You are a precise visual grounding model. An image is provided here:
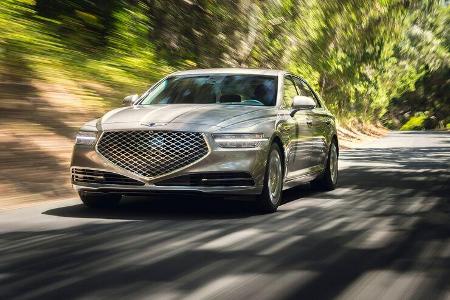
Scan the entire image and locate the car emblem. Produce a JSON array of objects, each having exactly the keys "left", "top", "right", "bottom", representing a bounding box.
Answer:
[{"left": 141, "top": 122, "right": 167, "bottom": 127}]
